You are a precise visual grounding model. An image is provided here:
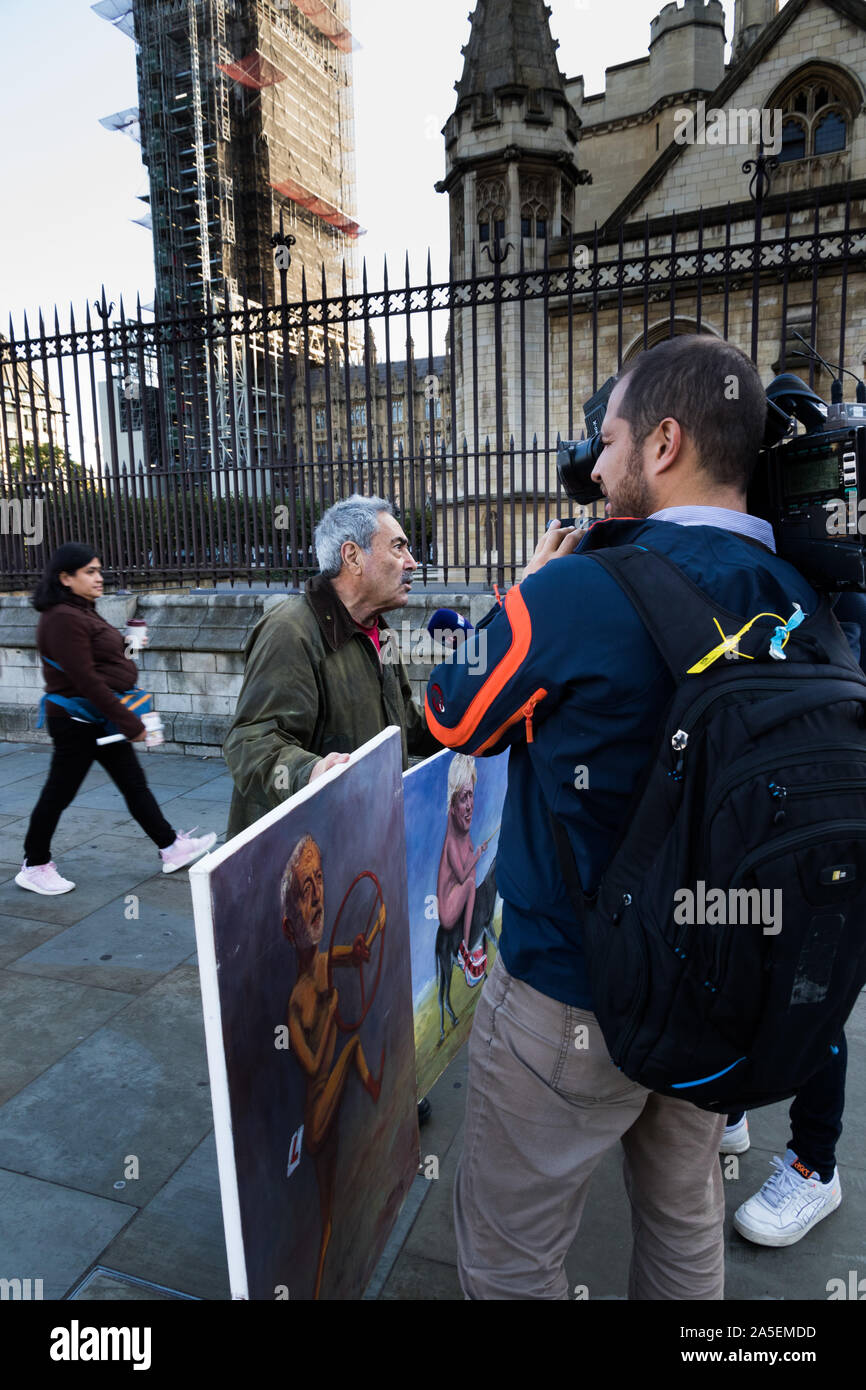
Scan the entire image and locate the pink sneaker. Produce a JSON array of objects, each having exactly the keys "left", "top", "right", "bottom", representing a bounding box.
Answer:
[
  {"left": 160, "top": 828, "right": 217, "bottom": 874},
  {"left": 15, "top": 860, "right": 76, "bottom": 895}
]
